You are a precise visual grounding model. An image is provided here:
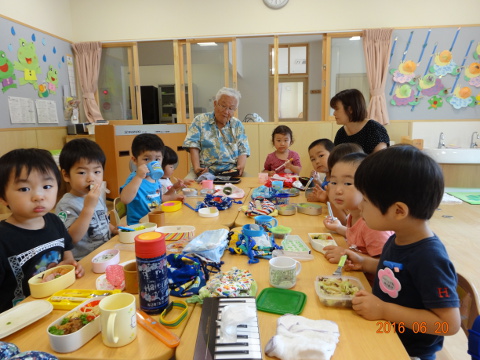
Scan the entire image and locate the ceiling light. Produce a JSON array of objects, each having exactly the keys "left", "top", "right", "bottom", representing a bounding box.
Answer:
[
  {"left": 197, "top": 42, "right": 217, "bottom": 46},
  {"left": 349, "top": 36, "right": 361, "bottom": 41}
]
